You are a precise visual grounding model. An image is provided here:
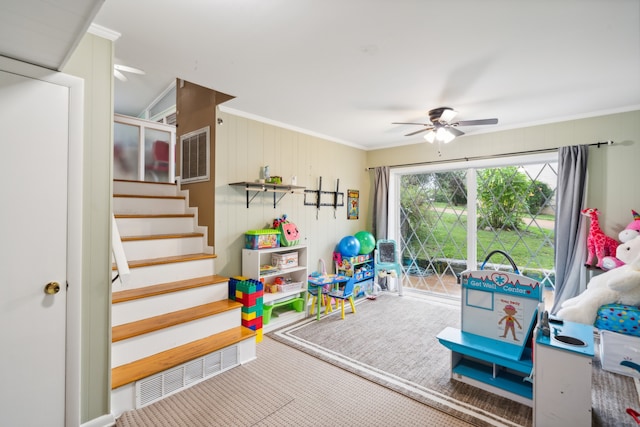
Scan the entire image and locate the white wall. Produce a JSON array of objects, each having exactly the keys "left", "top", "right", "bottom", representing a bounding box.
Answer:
[
  {"left": 62, "top": 32, "right": 114, "bottom": 423},
  {"left": 215, "top": 111, "right": 370, "bottom": 278}
]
